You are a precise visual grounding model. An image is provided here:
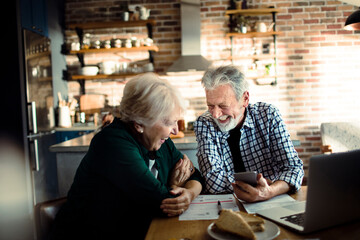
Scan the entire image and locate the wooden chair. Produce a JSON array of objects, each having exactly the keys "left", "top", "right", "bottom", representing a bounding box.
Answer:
[
  {"left": 34, "top": 197, "right": 67, "bottom": 240},
  {"left": 320, "top": 144, "right": 333, "bottom": 154}
]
